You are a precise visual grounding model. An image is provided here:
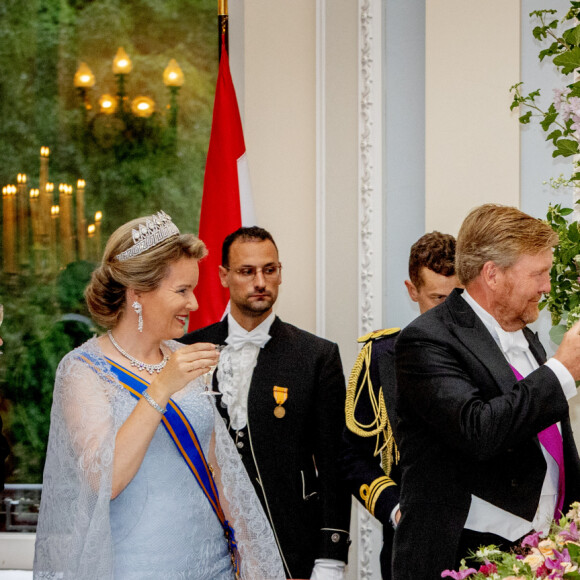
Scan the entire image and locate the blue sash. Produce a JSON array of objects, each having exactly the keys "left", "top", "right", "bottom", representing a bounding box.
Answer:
[{"left": 80, "top": 353, "right": 240, "bottom": 575}]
